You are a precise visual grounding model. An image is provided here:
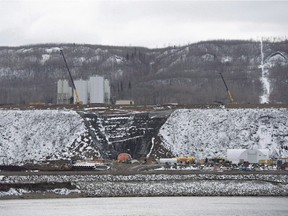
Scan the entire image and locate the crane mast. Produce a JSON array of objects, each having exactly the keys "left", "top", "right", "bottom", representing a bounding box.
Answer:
[
  {"left": 219, "top": 73, "right": 236, "bottom": 104},
  {"left": 60, "top": 50, "right": 82, "bottom": 104}
]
